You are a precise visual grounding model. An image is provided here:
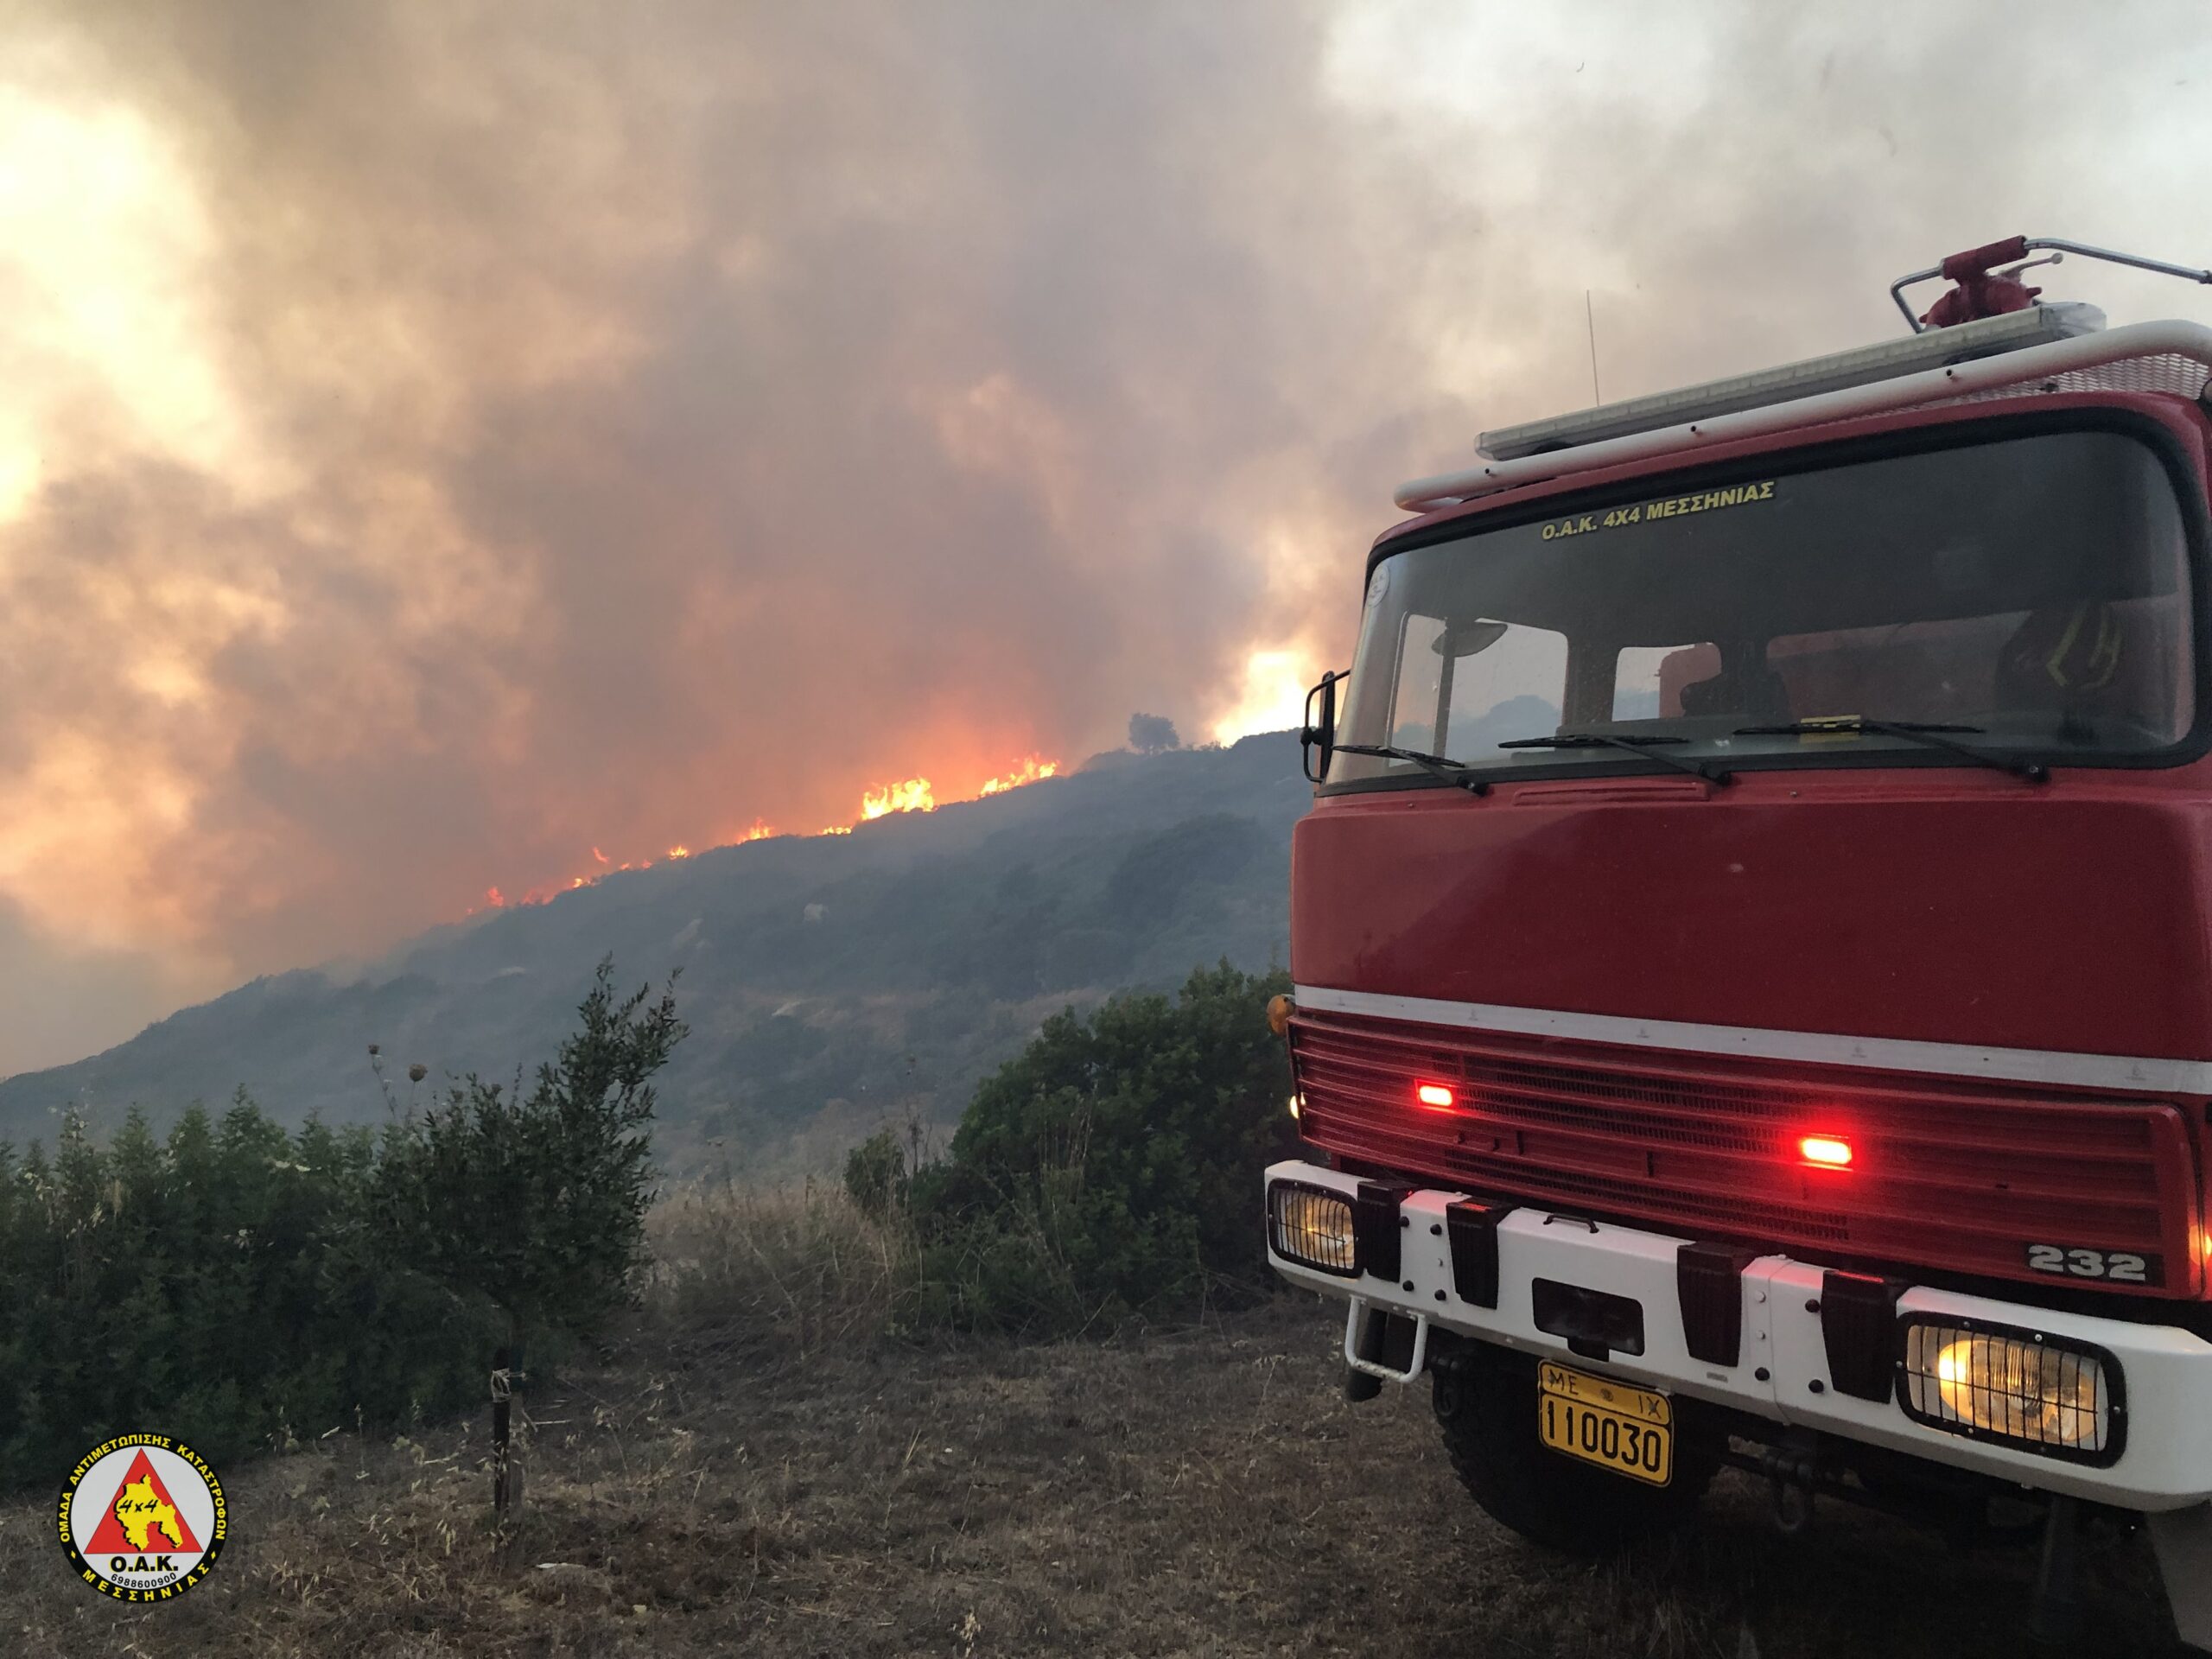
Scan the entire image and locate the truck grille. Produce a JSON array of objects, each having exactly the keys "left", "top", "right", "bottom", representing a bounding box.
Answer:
[{"left": 1290, "top": 1007, "right": 2202, "bottom": 1299}]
